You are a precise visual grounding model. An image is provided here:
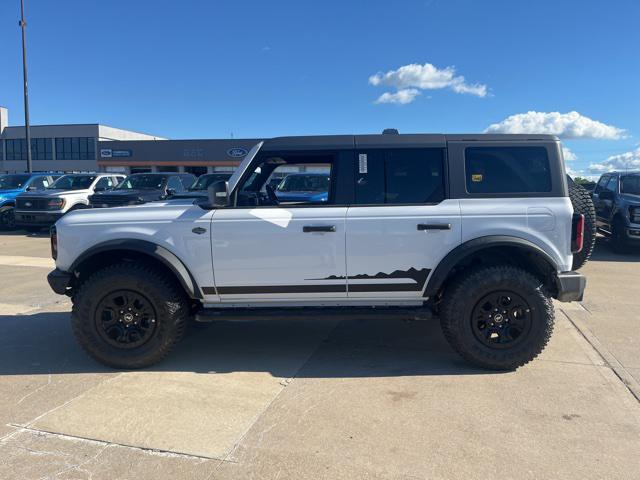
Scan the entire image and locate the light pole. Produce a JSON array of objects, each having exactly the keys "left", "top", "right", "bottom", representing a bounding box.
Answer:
[{"left": 19, "top": 0, "right": 32, "bottom": 173}]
